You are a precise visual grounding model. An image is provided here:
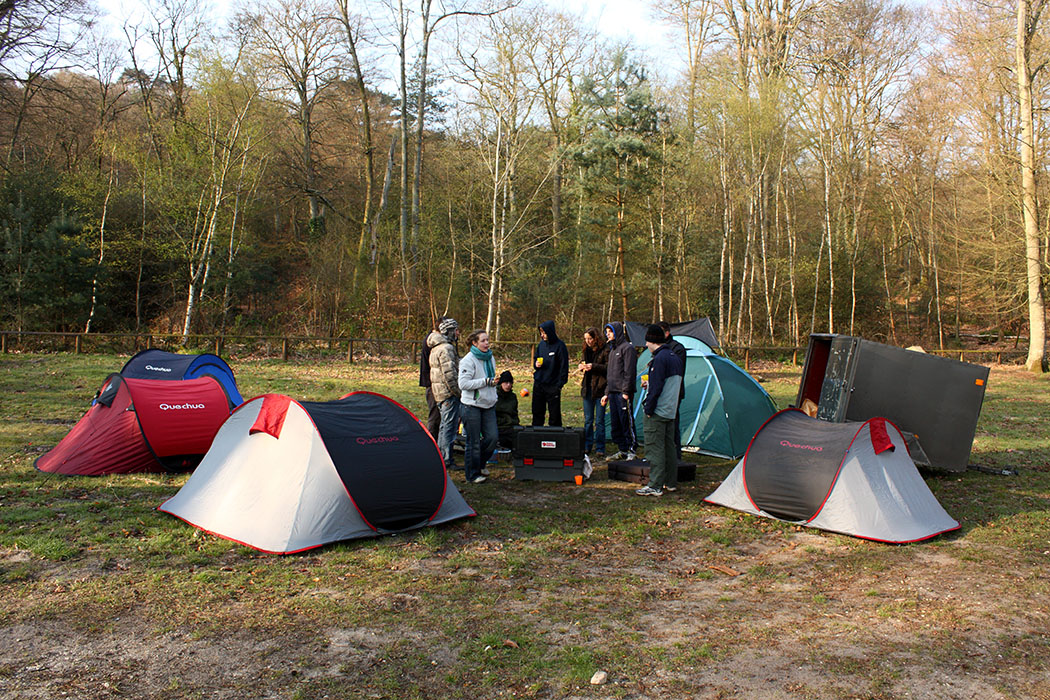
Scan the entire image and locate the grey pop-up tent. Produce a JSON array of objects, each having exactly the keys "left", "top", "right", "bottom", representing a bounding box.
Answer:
[
  {"left": 705, "top": 409, "right": 960, "bottom": 543},
  {"left": 160, "top": 391, "right": 475, "bottom": 553}
]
